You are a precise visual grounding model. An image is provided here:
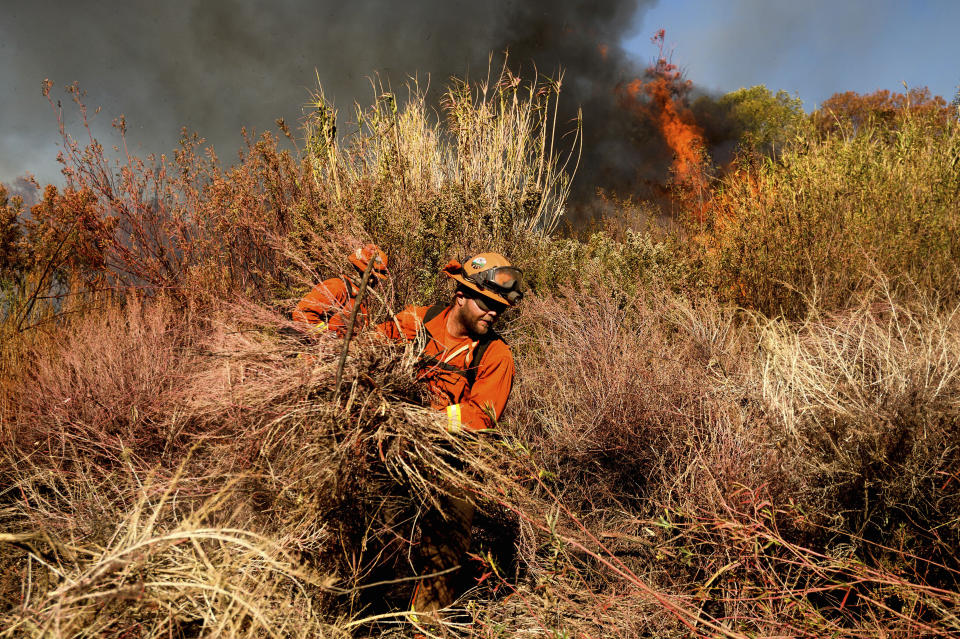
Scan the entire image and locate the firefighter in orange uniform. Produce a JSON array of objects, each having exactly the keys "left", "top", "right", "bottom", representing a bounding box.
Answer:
[
  {"left": 377, "top": 252, "right": 524, "bottom": 613},
  {"left": 293, "top": 244, "right": 388, "bottom": 335}
]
